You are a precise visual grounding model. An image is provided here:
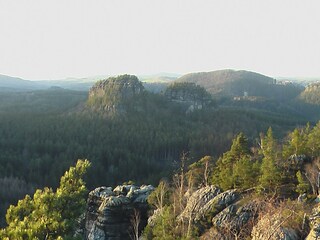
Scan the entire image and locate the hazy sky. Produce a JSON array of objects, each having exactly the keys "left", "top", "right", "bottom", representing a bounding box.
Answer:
[{"left": 1, "top": 0, "right": 320, "bottom": 80}]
